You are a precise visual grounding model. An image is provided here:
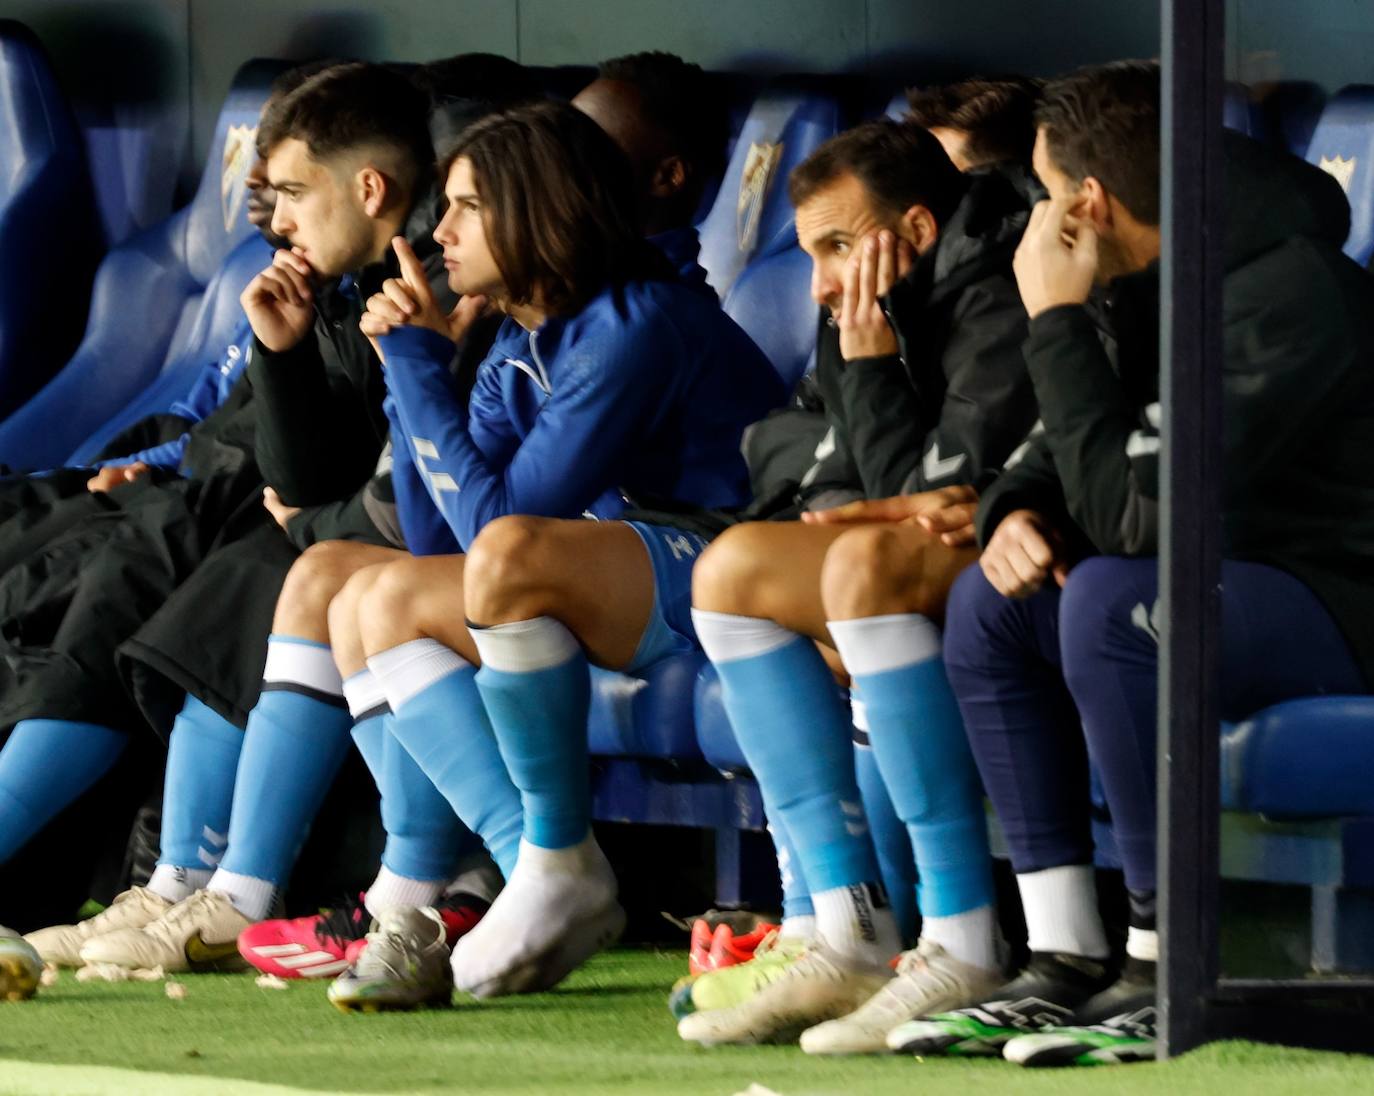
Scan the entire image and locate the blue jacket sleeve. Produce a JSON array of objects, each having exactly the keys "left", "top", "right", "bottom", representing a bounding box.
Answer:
[
  {"left": 378, "top": 322, "right": 671, "bottom": 549},
  {"left": 384, "top": 396, "right": 461, "bottom": 557}
]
